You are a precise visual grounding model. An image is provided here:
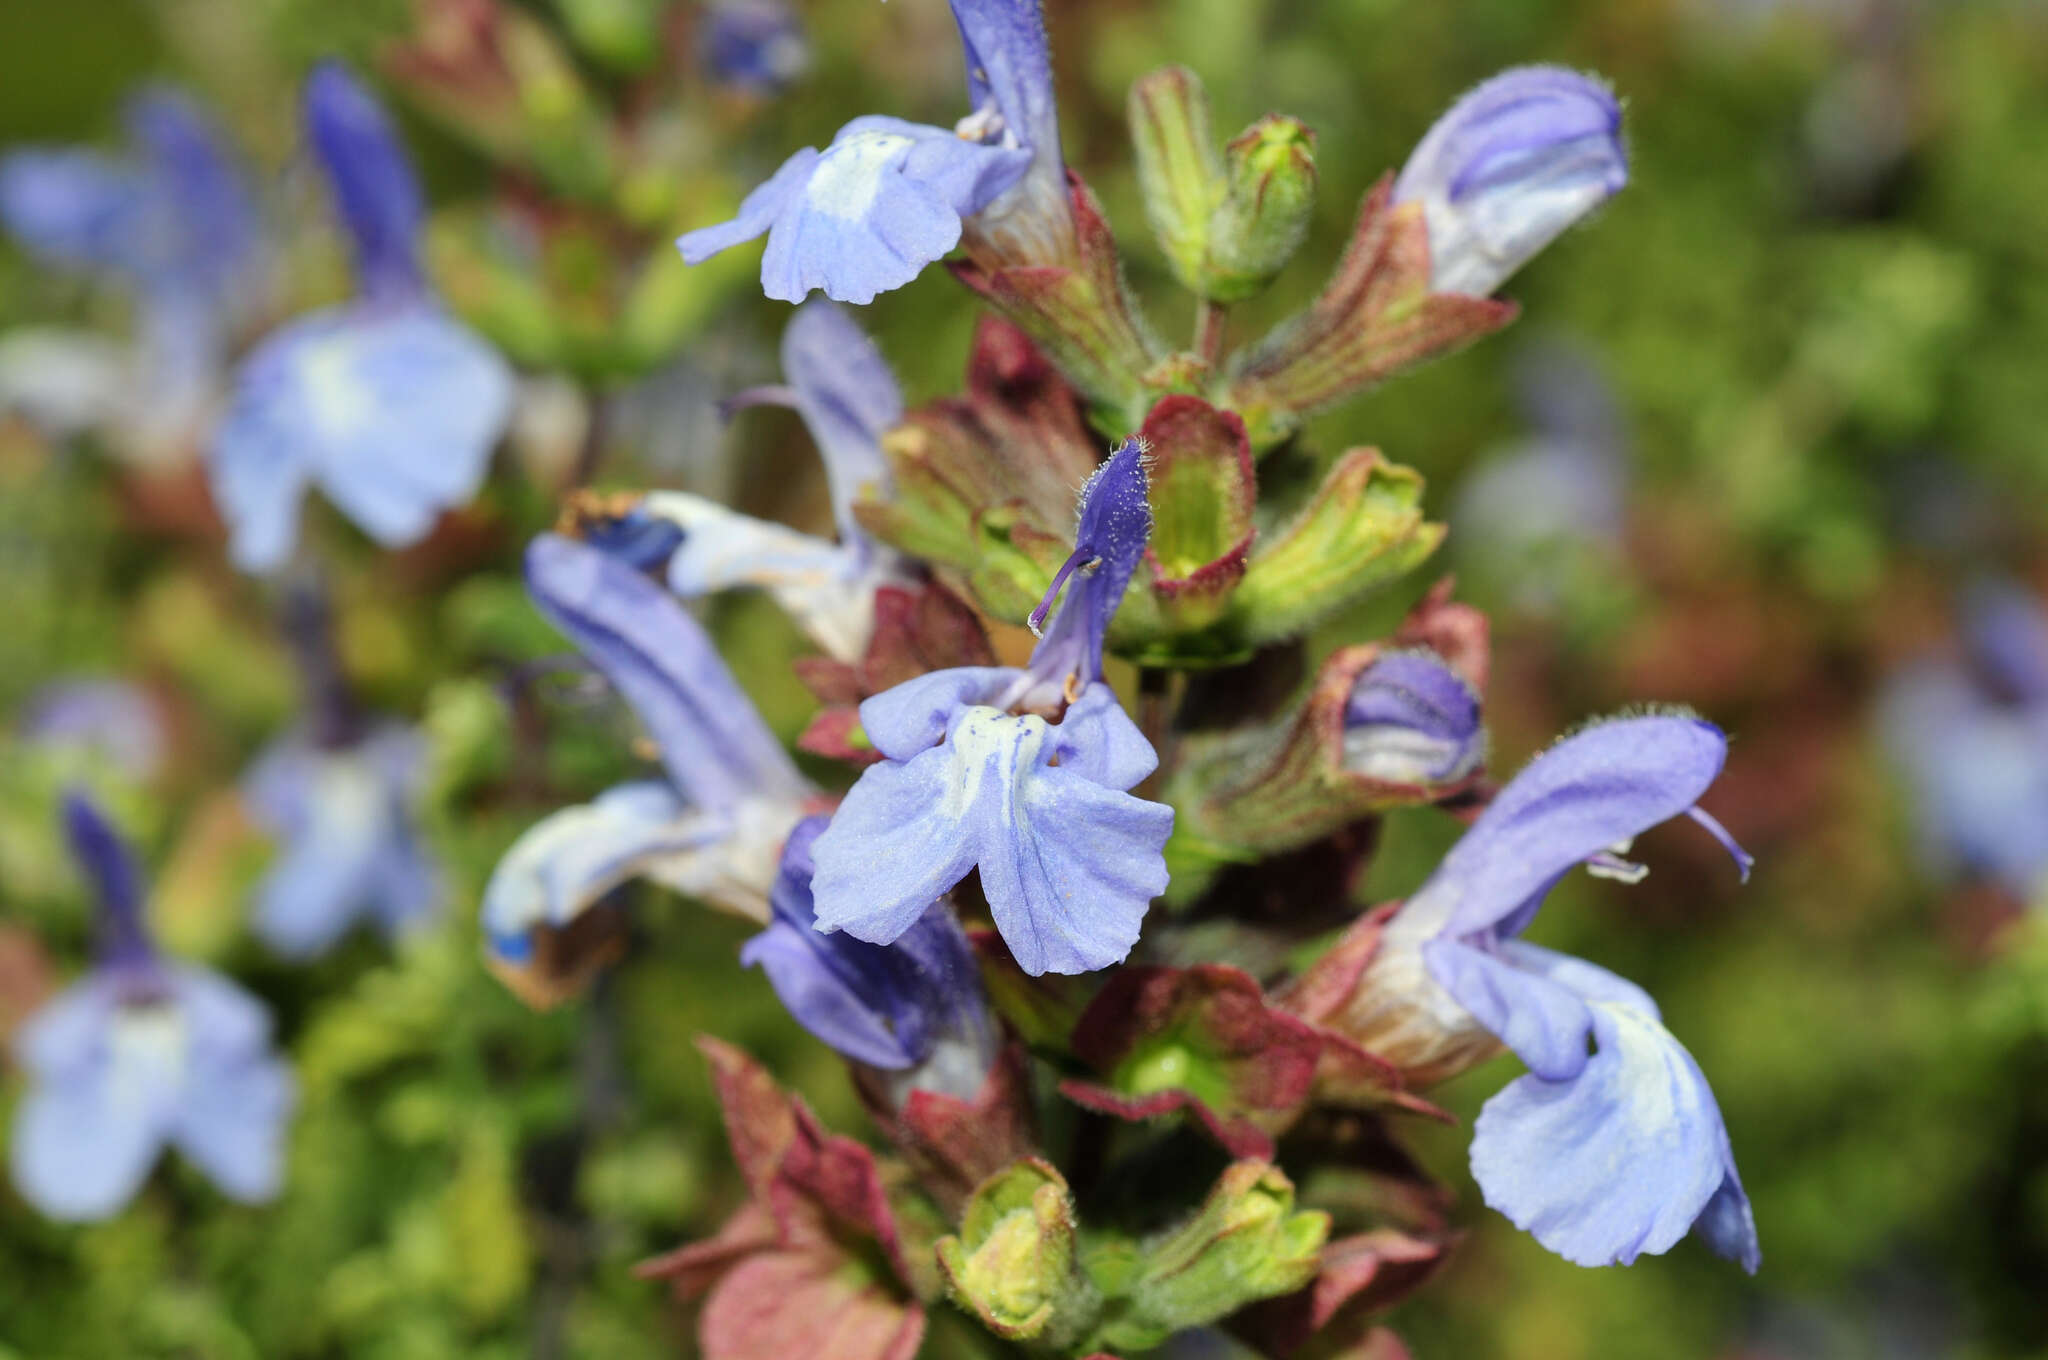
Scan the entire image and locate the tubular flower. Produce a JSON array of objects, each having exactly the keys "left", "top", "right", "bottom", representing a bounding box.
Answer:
[
  {"left": 483, "top": 535, "right": 816, "bottom": 974},
  {"left": 1338, "top": 715, "right": 1760, "bottom": 1271},
  {"left": 809, "top": 436, "right": 1174, "bottom": 976},
  {"left": 676, "top": 0, "right": 1063, "bottom": 303},
  {"left": 9, "top": 794, "right": 294, "bottom": 1221},
  {"left": 208, "top": 63, "right": 511, "bottom": 573}
]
